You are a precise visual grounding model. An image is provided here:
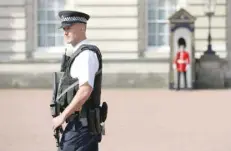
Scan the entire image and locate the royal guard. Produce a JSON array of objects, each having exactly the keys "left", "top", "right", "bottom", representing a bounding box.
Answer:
[{"left": 173, "top": 37, "right": 190, "bottom": 90}]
